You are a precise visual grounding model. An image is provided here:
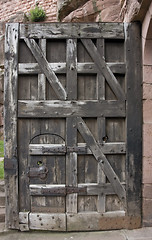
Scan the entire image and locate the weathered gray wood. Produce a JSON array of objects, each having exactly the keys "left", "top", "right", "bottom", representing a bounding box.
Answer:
[
  {"left": 19, "top": 212, "right": 29, "bottom": 231},
  {"left": 29, "top": 142, "right": 126, "bottom": 156},
  {"left": 67, "top": 212, "right": 139, "bottom": 231},
  {"left": 66, "top": 117, "right": 78, "bottom": 213},
  {"left": 29, "top": 183, "right": 125, "bottom": 196},
  {"left": 4, "top": 23, "right": 19, "bottom": 229},
  {"left": 38, "top": 39, "right": 46, "bottom": 100},
  {"left": 66, "top": 39, "right": 77, "bottom": 100},
  {"left": 20, "top": 23, "right": 124, "bottom": 39},
  {"left": 125, "top": 23, "right": 142, "bottom": 217},
  {"left": 29, "top": 213, "right": 66, "bottom": 231},
  {"left": 97, "top": 38, "right": 106, "bottom": 213},
  {"left": 18, "top": 100, "right": 126, "bottom": 118},
  {"left": 81, "top": 39, "right": 125, "bottom": 101},
  {"left": 24, "top": 38, "right": 67, "bottom": 100},
  {"left": 19, "top": 62, "right": 126, "bottom": 75},
  {"left": 77, "top": 117, "right": 126, "bottom": 206}
]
